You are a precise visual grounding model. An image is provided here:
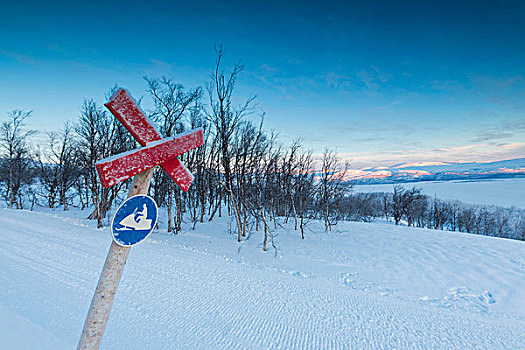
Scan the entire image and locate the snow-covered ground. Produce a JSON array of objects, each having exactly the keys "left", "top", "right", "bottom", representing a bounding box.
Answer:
[
  {"left": 353, "top": 177, "right": 525, "bottom": 208},
  {"left": 1, "top": 207, "right": 524, "bottom": 349}
]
